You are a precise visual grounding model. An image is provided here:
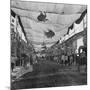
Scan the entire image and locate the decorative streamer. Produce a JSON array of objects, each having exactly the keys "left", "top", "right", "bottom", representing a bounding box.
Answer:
[{"left": 67, "top": 9, "right": 87, "bottom": 35}]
